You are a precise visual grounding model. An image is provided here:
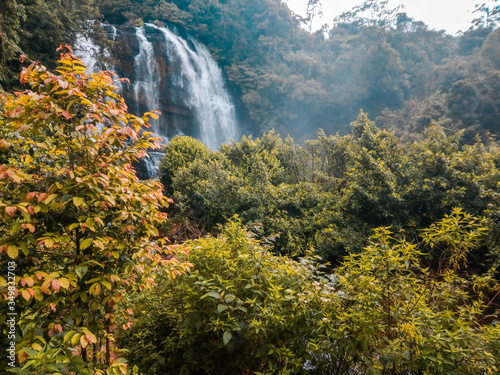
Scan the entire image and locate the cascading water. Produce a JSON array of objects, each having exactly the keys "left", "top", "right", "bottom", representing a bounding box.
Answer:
[
  {"left": 74, "top": 23, "right": 239, "bottom": 178},
  {"left": 132, "top": 27, "right": 163, "bottom": 141},
  {"left": 109, "top": 25, "right": 118, "bottom": 41},
  {"left": 152, "top": 24, "right": 237, "bottom": 150},
  {"left": 74, "top": 34, "right": 100, "bottom": 74}
]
